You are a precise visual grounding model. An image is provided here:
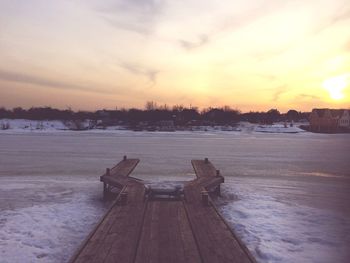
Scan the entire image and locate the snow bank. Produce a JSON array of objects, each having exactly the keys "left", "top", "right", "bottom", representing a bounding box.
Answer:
[
  {"left": 0, "top": 119, "right": 308, "bottom": 134},
  {"left": 254, "top": 124, "right": 305, "bottom": 134},
  {"left": 144, "top": 180, "right": 186, "bottom": 191},
  {"left": 0, "top": 119, "right": 67, "bottom": 131},
  {"left": 0, "top": 119, "right": 103, "bottom": 132}
]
